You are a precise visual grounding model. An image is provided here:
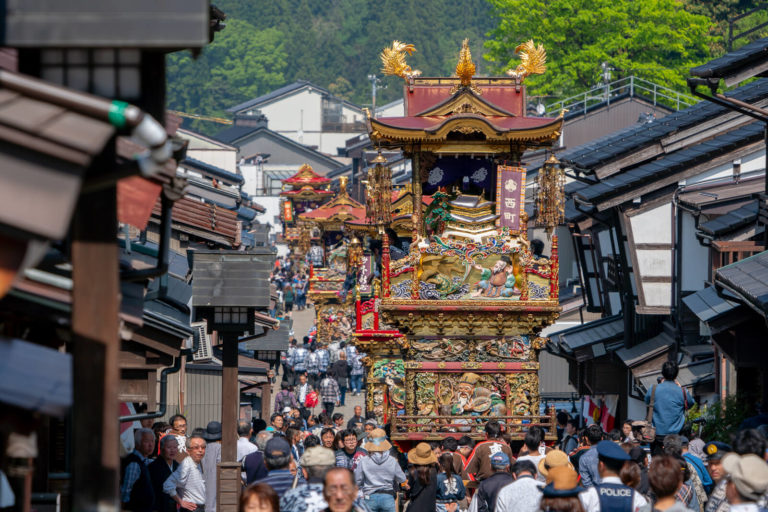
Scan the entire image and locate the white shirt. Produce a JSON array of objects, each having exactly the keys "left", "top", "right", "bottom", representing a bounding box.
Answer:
[
  {"left": 163, "top": 455, "right": 206, "bottom": 505},
  {"left": 730, "top": 504, "right": 760, "bottom": 512},
  {"left": 495, "top": 475, "right": 543, "bottom": 512},
  {"left": 297, "top": 382, "right": 311, "bottom": 404},
  {"left": 516, "top": 454, "right": 546, "bottom": 481},
  {"left": 236, "top": 437, "right": 258, "bottom": 462},
  {"left": 579, "top": 476, "right": 649, "bottom": 512}
]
